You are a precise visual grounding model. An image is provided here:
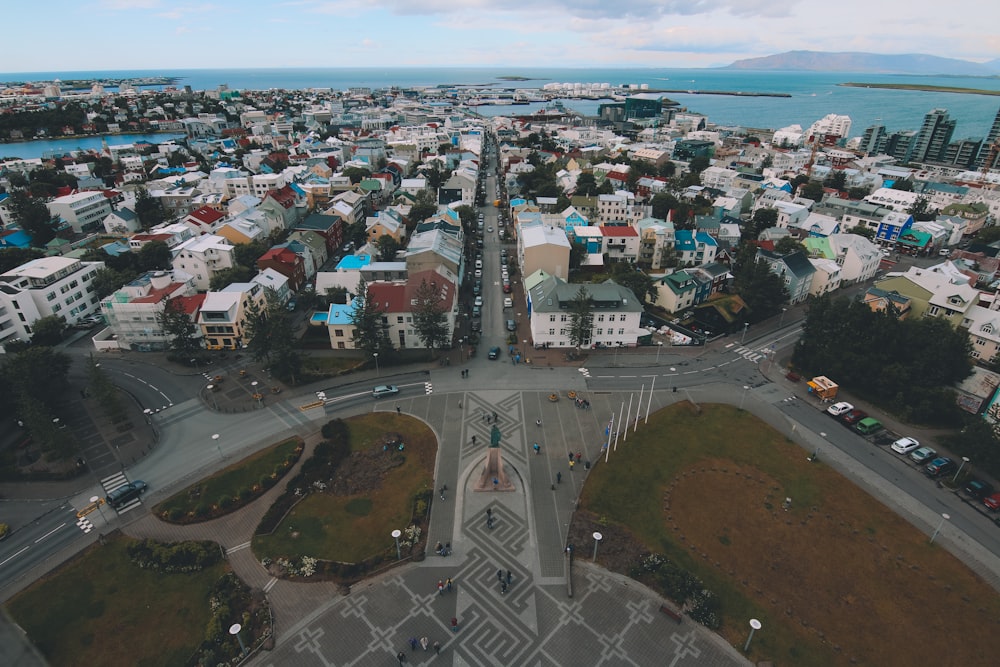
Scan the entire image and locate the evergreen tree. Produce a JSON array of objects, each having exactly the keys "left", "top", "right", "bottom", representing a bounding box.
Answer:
[
  {"left": 567, "top": 286, "right": 594, "bottom": 350},
  {"left": 411, "top": 279, "right": 450, "bottom": 354}
]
